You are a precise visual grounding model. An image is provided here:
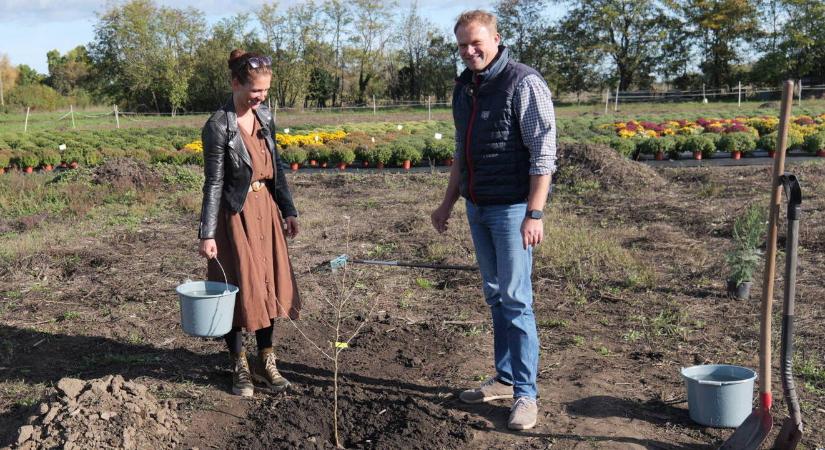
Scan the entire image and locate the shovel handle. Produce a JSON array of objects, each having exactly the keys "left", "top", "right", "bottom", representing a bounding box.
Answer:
[
  {"left": 759, "top": 80, "right": 795, "bottom": 404},
  {"left": 780, "top": 175, "right": 803, "bottom": 427}
]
